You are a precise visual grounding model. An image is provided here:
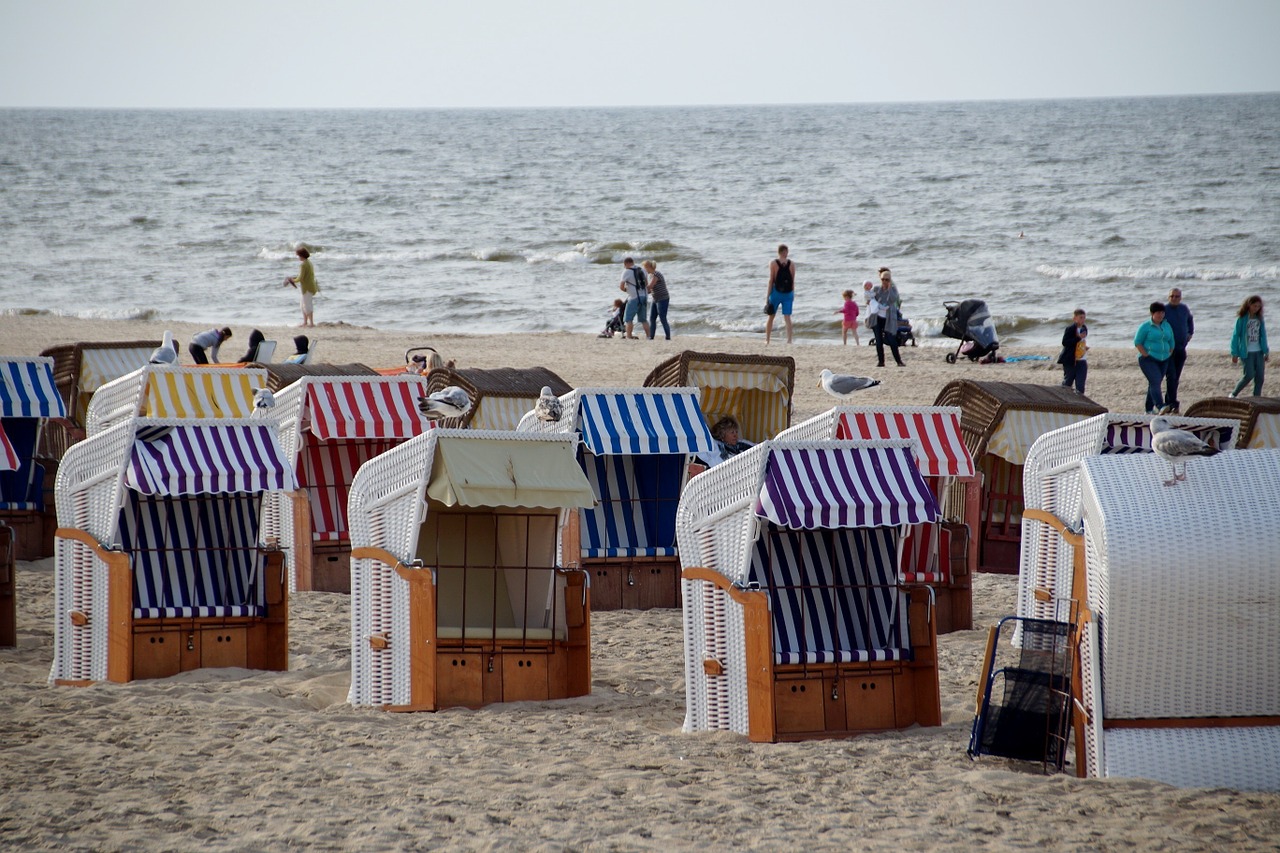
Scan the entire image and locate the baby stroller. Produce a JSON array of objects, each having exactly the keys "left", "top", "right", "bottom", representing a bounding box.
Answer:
[
  {"left": 896, "top": 313, "right": 917, "bottom": 347},
  {"left": 942, "top": 299, "right": 1001, "bottom": 364}
]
